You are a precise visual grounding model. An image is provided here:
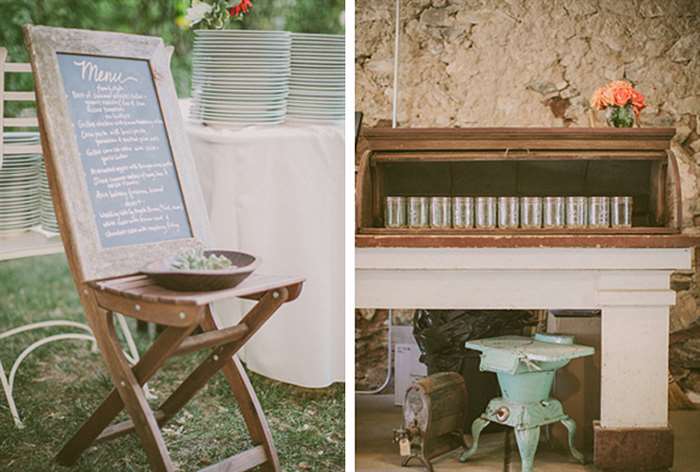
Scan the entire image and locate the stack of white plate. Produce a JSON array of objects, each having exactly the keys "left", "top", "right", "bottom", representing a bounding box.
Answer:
[
  {"left": 0, "top": 132, "right": 42, "bottom": 235},
  {"left": 189, "top": 29, "right": 291, "bottom": 126},
  {"left": 39, "top": 161, "right": 59, "bottom": 234},
  {"left": 288, "top": 33, "right": 345, "bottom": 122}
]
